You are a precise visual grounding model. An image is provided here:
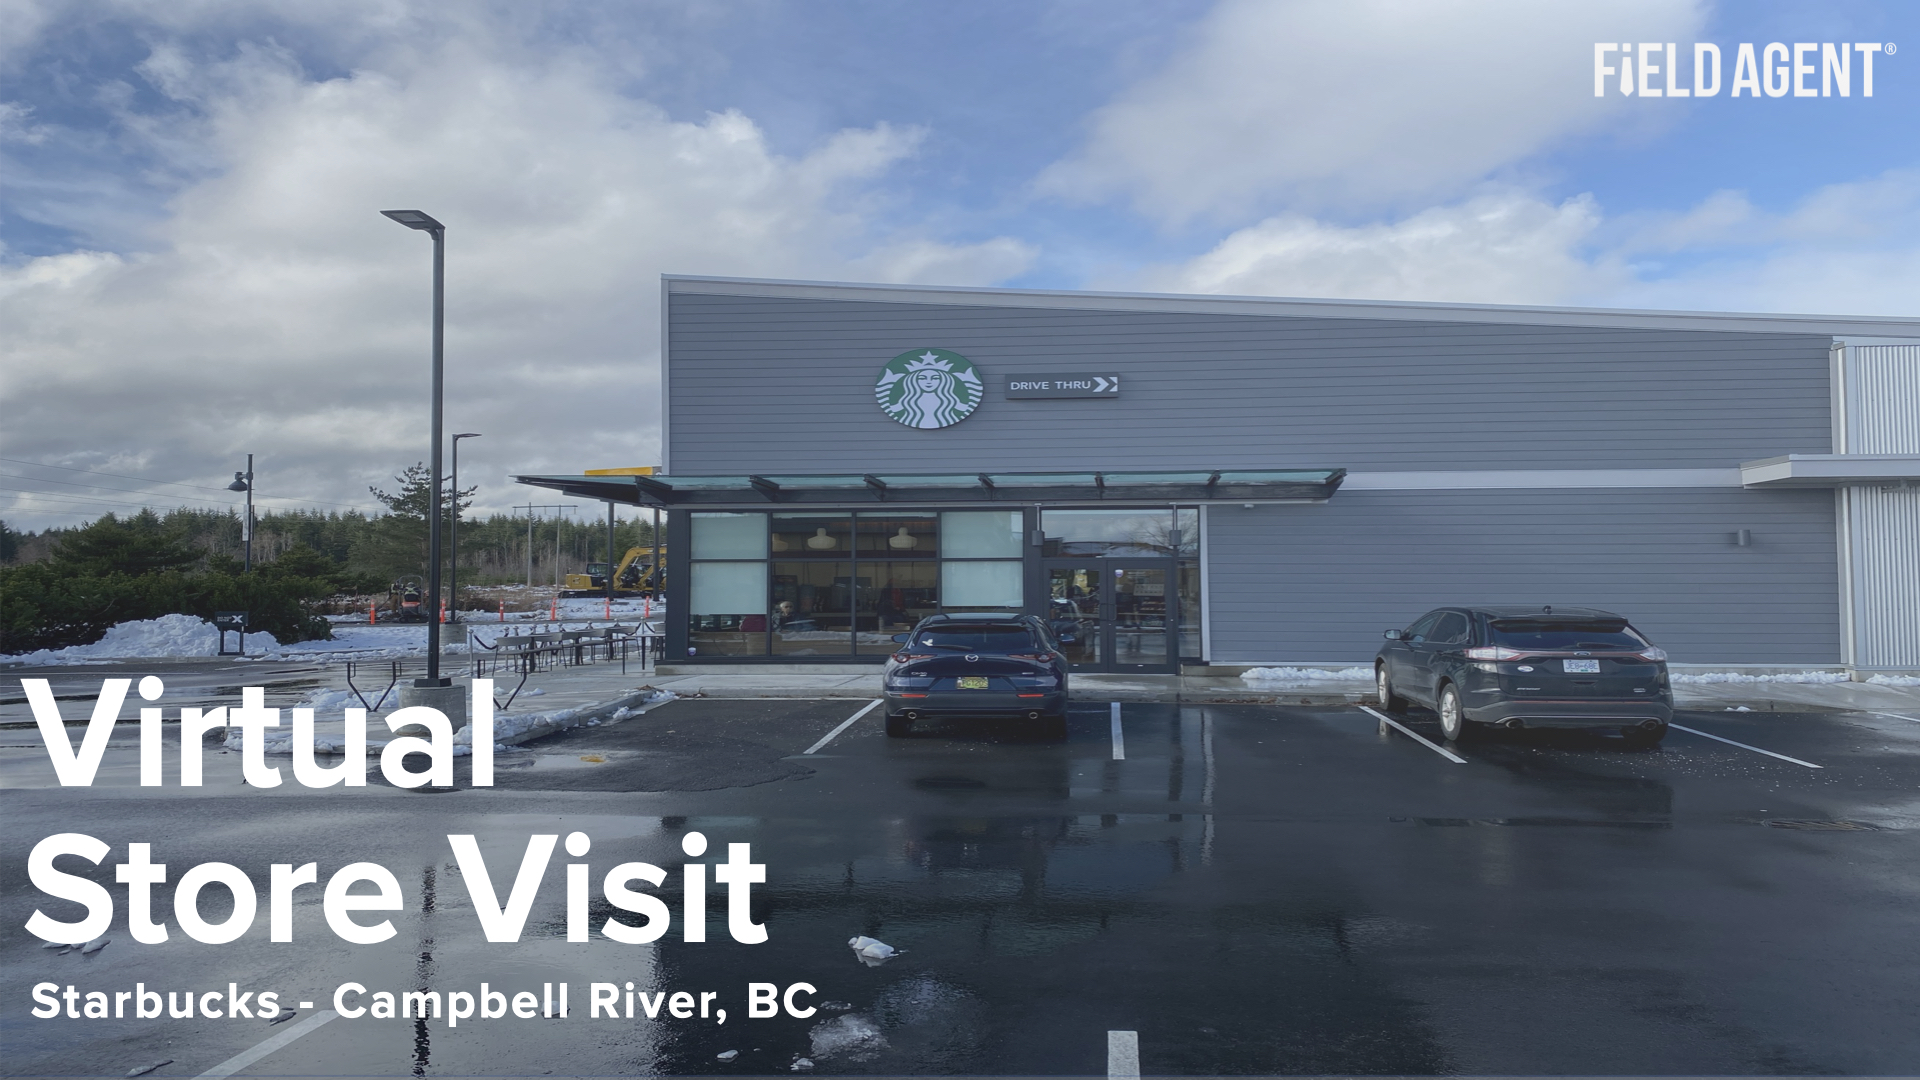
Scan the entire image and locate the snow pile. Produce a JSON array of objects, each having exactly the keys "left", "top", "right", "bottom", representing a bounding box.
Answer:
[
  {"left": 296, "top": 687, "right": 362, "bottom": 711},
  {"left": 1240, "top": 666, "right": 1372, "bottom": 685},
  {"left": 230, "top": 688, "right": 676, "bottom": 755},
  {"left": 1868, "top": 674, "right": 1920, "bottom": 687},
  {"left": 1671, "top": 670, "right": 1851, "bottom": 685},
  {"left": 3, "top": 614, "right": 283, "bottom": 665}
]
